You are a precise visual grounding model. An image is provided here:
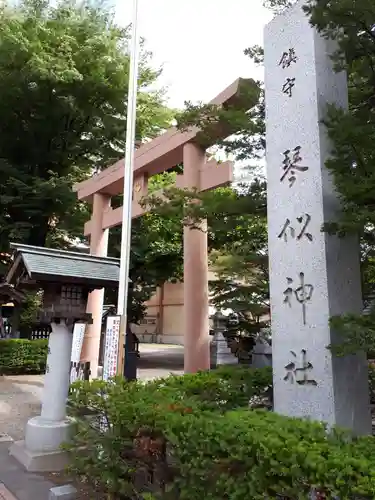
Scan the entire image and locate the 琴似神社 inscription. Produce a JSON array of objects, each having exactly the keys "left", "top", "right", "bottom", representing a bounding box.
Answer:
[
  {"left": 280, "top": 146, "right": 308, "bottom": 187},
  {"left": 278, "top": 214, "right": 313, "bottom": 242},
  {"left": 265, "top": 0, "right": 371, "bottom": 432},
  {"left": 284, "top": 349, "right": 317, "bottom": 386},
  {"left": 283, "top": 273, "right": 313, "bottom": 326}
]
